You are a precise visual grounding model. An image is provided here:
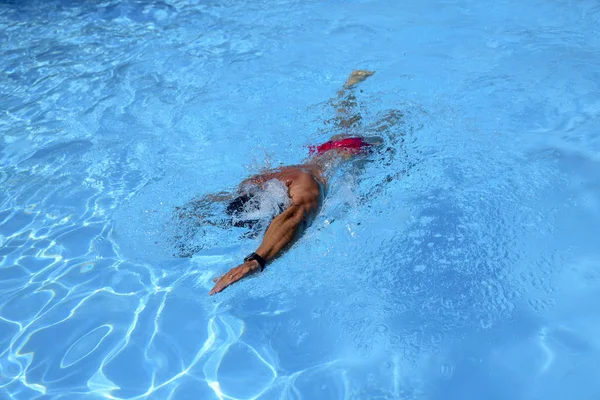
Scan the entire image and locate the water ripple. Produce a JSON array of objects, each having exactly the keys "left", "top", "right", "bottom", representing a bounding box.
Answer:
[{"left": 2, "top": 0, "right": 600, "bottom": 398}]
